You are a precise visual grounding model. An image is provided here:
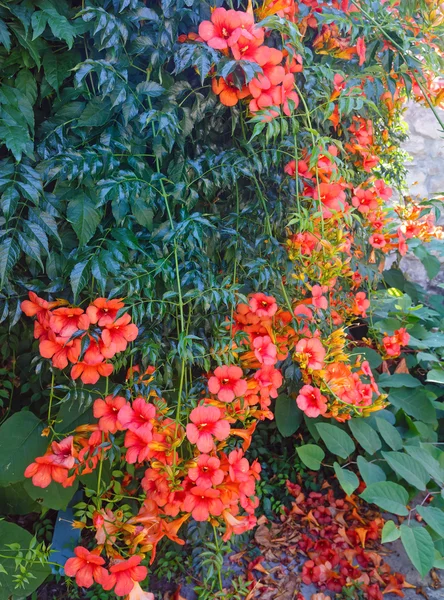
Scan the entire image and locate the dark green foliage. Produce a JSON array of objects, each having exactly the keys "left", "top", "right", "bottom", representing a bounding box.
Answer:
[{"left": 0, "top": 0, "right": 297, "bottom": 392}]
